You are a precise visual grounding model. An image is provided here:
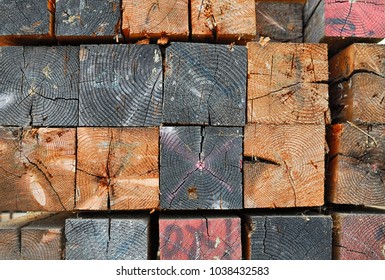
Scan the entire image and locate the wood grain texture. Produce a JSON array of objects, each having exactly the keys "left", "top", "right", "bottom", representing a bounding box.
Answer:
[
  {"left": 305, "top": 0, "right": 385, "bottom": 54},
  {"left": 329, "top": 43, "right": 385, "bottom": 83},
  {"left": 163, "top": 42, "right": 246, "bottom": 126},
  {"left": 76, "top": 127, "right": 159, "bottom": 210},
  {"left": 333, "top": 213, "right": 385, "bottom": 260},
  {"left": 160, "top": 126, "right": 243, "bottom": 210},
  {"left": 0, "top": 0, "right": 55, "bottom": 45},
  {"left": 79, "top": 44, "right": 163, "bottom": 126},
  {"left": 65, "top": 217, "right": 109, "bottom": 260},
  {"left": 247, "top": 42, "right": 330, "bottom": 124},
  {"left": 329, "top": 44, "right": 385, "bottom": 124},
  {"left": 0, "top": 46, "right": 79, "bottom": 126},
  {"left": 122, "top": 0, "right": 189, "bottom": 41},
  {"left": 245, "top": 215, "right": 332, "bottom": 260},
  {"left": 159, "top": 215, "right": 242, "bottom": 260},
  {"left": 304, "top": 0, "right": 322, "bottom": 25},
  {"left": 20, "top": 213, "right": 72, "bottom": 260},
  {"left": 330, "top": 74, "right": 385, "bottom": 124},
  {"left": 55, "top": 0, "right": 122, "bottom": 43},
  {"left": 255, "top": 1, "right": 303, "bottom": 42},
  {"left": 0, "top": 127, "right": 76, "bottom": 211},
  {"left": 191, "top": 0, "right": 256, "bottom": 43},
  {"left": 0, "top": 212, "right": 52, "bottom": 260},
  {"left": 108, "top": 217, "right": 150, "bottom": 260},
  {"left": 244, "top": 124, "right": 325, "bottom": 208},
  {"left": 326, "top": 124, "right": 385, "bottom": 206},
  {"left": 65, "top": 215, "right": 150, "bottom": 260}
]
